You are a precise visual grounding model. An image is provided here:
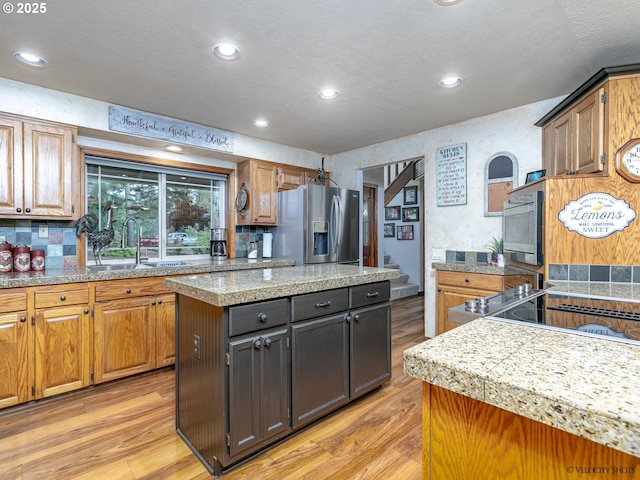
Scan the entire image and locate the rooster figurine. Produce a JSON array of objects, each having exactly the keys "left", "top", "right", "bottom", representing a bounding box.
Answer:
[{"left": 76, "top": 203, "right": 116, "bottom": 265}]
